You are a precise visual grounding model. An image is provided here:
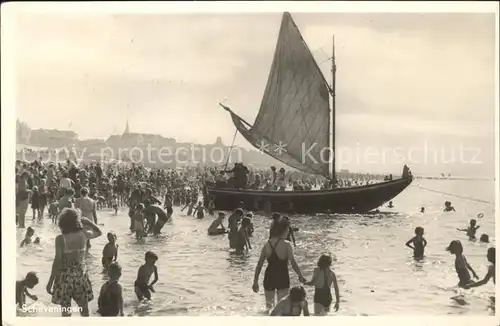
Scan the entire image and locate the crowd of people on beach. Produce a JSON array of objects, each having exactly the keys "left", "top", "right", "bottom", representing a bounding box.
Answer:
[{"left": 15, "top": 158, "right": 495, "bottom": 316}]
